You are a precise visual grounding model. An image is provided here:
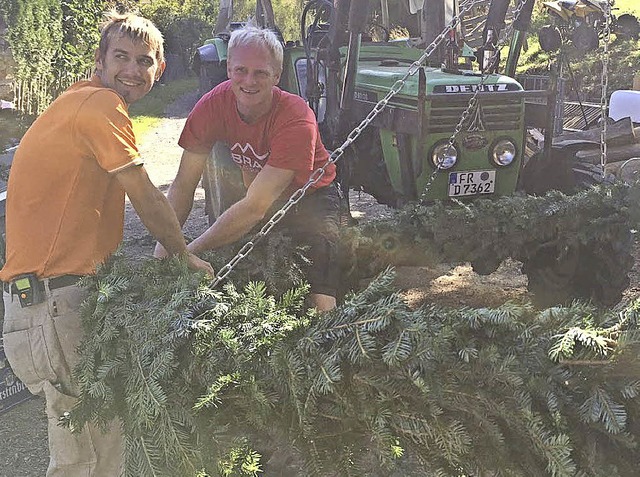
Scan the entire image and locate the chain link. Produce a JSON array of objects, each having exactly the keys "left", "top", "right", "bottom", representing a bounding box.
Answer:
[
  {"left": 600, "top": 0, "right": 612, "bottom": 177},
  {"left": 209, "top": 0, "right": 487, "bottom": 289},
  {"left": 420, "top": 0, "right": 533, "bottom": 200}
]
